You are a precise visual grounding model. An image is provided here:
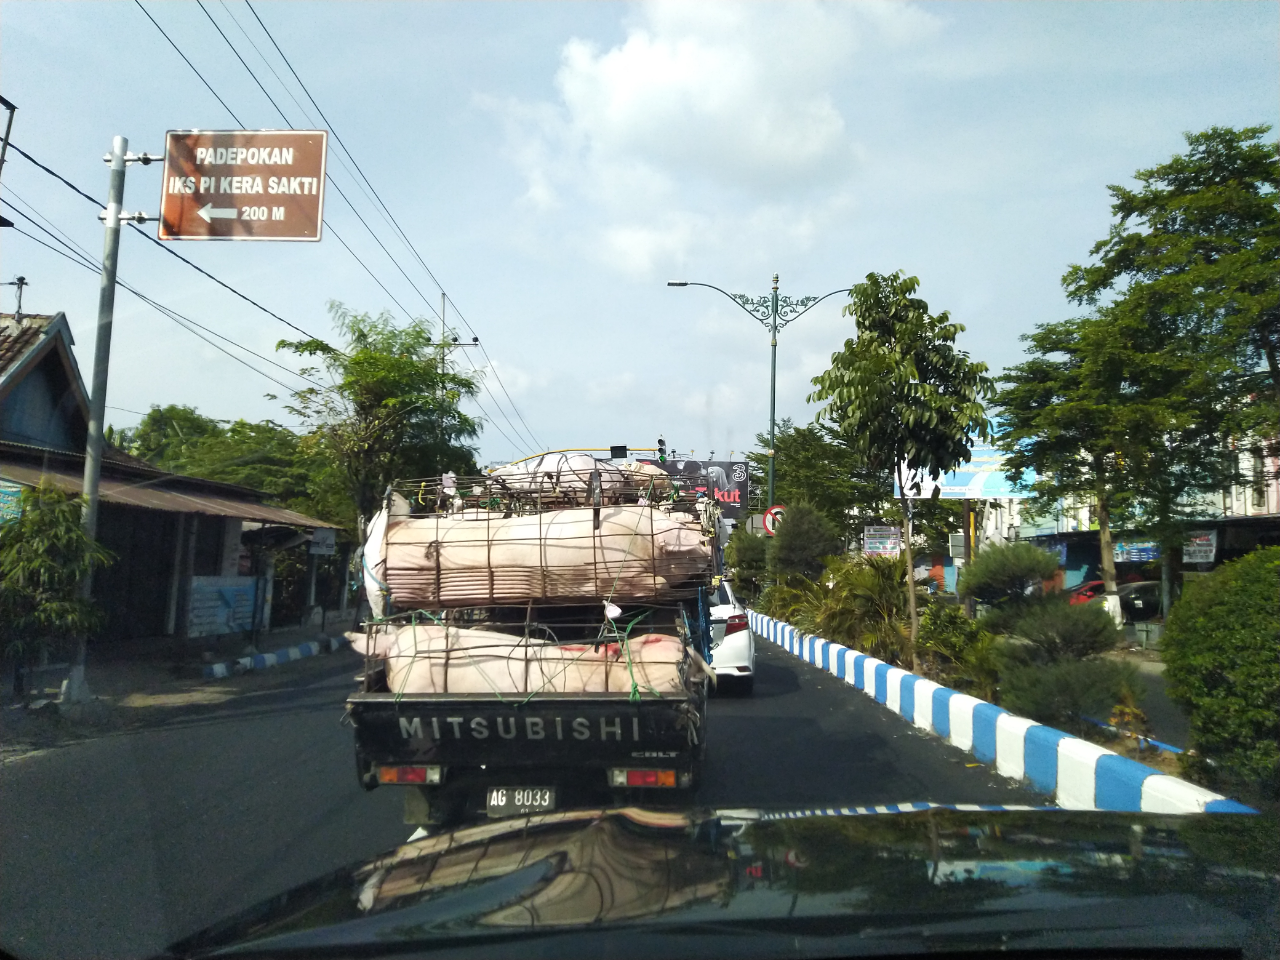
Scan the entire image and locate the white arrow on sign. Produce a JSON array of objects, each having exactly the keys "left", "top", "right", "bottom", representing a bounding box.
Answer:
[{"left": 196, "top": 203, "right": 239, "bottom": 223}]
